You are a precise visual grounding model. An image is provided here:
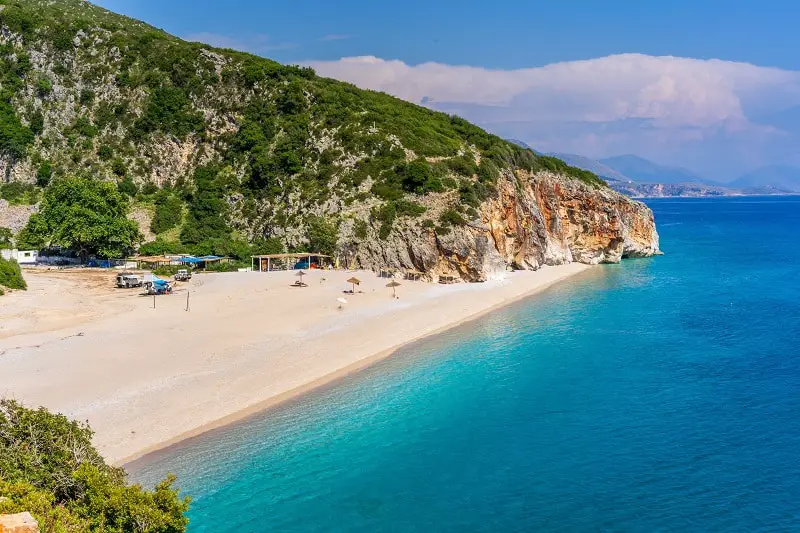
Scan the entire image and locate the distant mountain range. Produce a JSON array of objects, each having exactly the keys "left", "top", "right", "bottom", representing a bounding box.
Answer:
[
  {"left": 548, "top": 153, "right": 629, "bottom": 182},
  {"left": 548, "top": 152, "right": 800, "bottom": 197},
  {"left": 506, "top": 139, "right": 541, "bottom": 155},
  {"left": 506, "top": 138, "right": 800, "bottom": 196},
  {"left": 730, "top": 165, "right": 800, "bottom": 192},
  {"left": 596, "top": 155, "right": 719, "bottom": 186}
]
